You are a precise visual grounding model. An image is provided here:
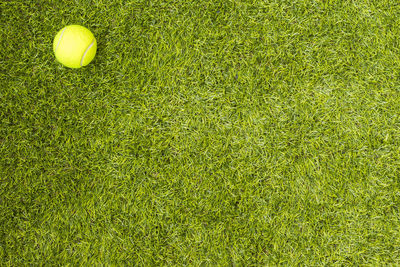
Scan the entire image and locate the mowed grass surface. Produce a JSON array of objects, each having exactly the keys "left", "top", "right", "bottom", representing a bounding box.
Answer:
[{"left": 2, "top": 0, "right": 400, "bottom": 264}]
